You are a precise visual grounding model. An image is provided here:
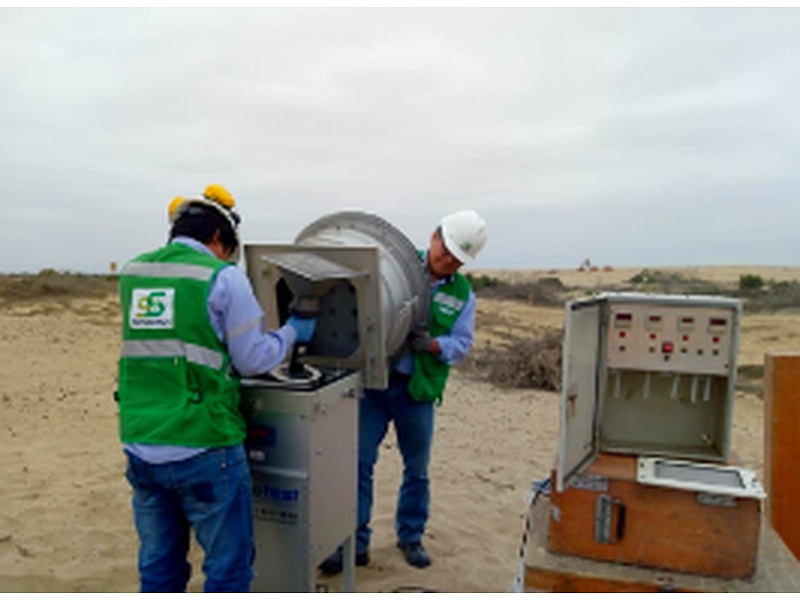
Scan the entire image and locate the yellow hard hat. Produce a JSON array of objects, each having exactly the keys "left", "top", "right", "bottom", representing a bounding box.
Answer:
[
  {"left": 168, "top": 184, "right": 237, "bottom": 224},
  {"left": 203, "top": 184, "right": 235, "bottom": 209},
  {"left": 167, "top": 196, "right": 185, "bottom": 222},
  {"left": 168, "top": 184, "right": 241, "bottom": 261}
]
